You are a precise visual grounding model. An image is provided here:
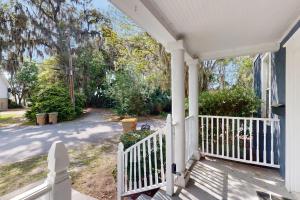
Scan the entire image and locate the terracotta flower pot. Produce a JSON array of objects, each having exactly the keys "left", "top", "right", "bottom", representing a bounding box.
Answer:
[
  {"left": 121, "top": 118, "right": 137, "bottom": 133},
  {"left": 36, "top": 113, "right": 46, "bottom": 125}
]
